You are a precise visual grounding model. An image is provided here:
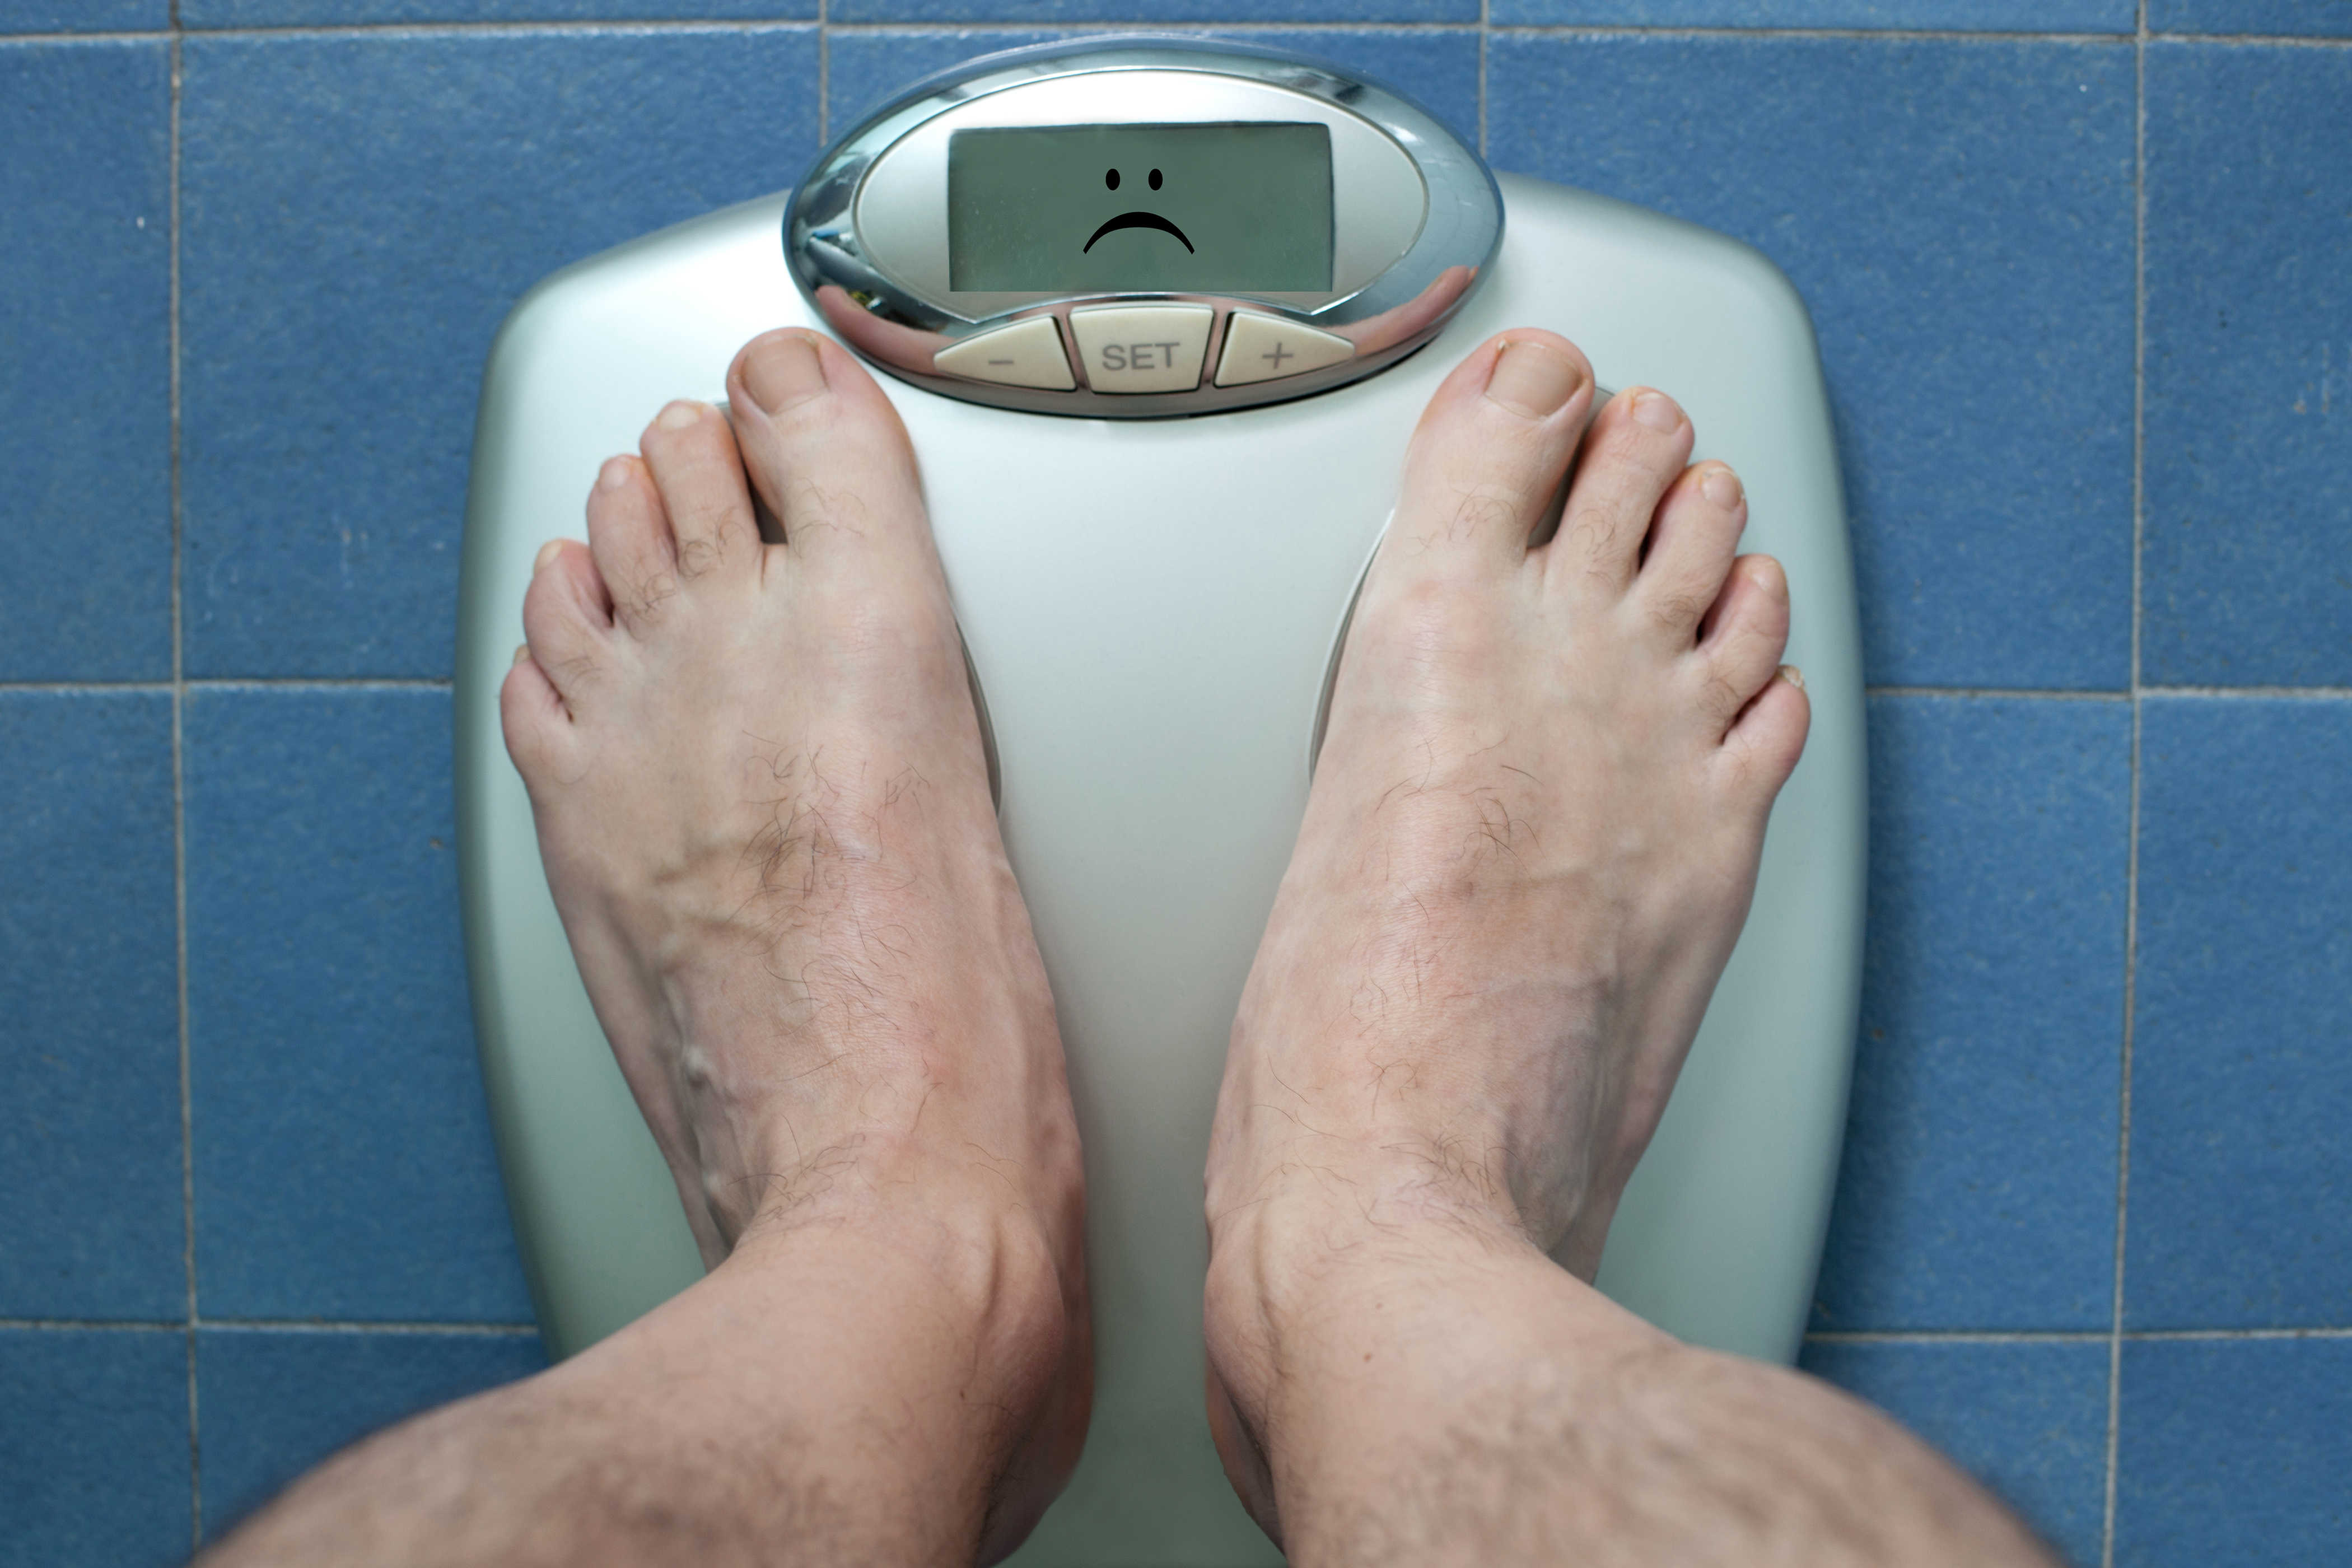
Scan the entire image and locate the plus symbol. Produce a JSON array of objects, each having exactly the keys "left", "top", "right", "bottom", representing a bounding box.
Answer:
[{"left": 1261, "top": 342, "right": 1293, "bottom": 369}]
